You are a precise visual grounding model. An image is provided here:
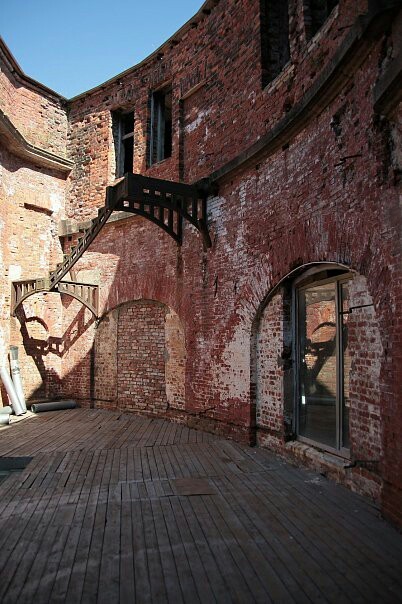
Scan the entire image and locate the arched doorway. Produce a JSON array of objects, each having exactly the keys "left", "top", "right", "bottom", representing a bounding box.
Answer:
[
  {"left": 251, "top": 263, "right": 383, "bottom": 464},
  {"left": 295, "top": 269, "right": 351, "bottom": 453}
]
